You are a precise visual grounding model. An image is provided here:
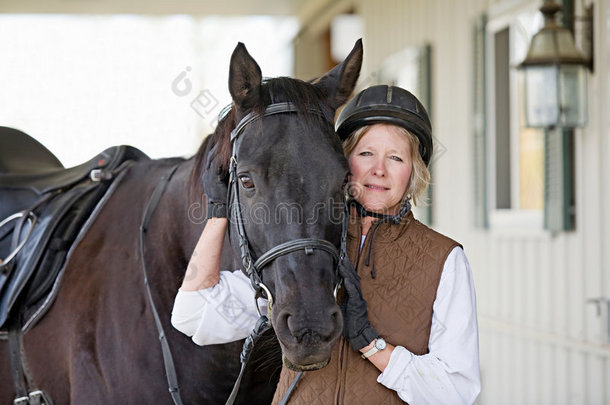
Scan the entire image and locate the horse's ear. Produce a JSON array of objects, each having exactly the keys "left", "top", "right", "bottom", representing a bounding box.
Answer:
[
  {"left": 313, "top": 38, "right": 363, "bottom": 109},
  {"left": 229, "top": 42, "right": 262, "bottom": 110}
]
